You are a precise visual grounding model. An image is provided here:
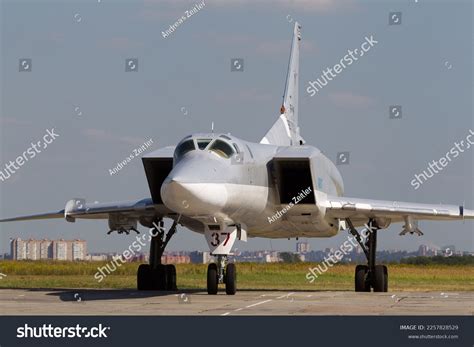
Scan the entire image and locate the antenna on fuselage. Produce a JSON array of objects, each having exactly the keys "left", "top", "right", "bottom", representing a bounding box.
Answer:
[{"left": 211, "top": 122, "right": 214, "bottom": 134}]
